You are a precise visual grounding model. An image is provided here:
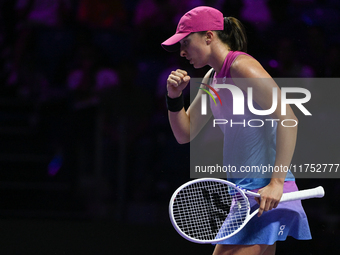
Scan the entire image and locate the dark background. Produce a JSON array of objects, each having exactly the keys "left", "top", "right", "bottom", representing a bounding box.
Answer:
[{"left": 0, "top": 0, "right": 339, "bottom": 254}]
